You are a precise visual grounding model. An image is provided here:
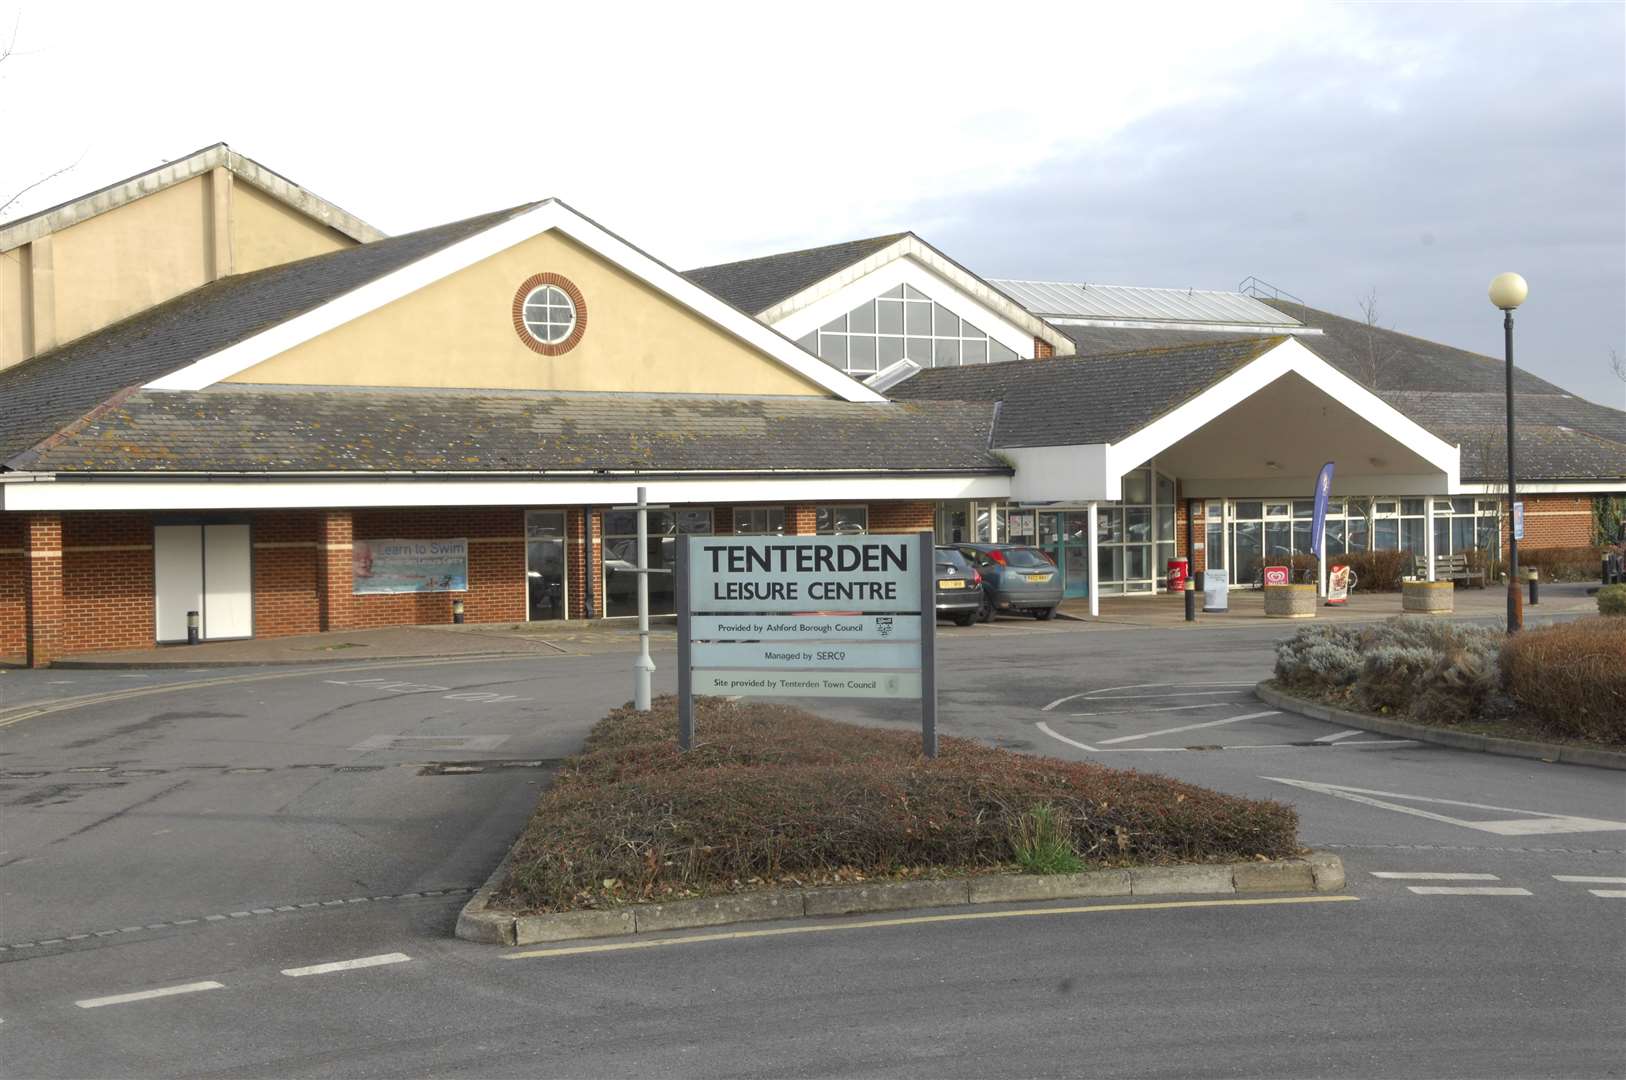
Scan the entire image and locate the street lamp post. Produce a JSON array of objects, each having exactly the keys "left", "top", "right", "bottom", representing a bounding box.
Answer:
[{"left": 1488, "top": 272, "right": 1529, "bottom": 633}]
